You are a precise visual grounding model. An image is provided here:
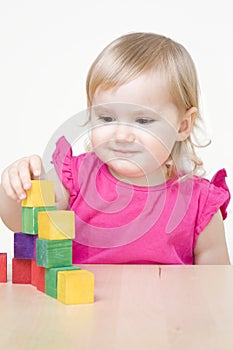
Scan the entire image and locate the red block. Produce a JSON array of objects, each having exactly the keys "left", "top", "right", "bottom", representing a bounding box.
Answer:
[
  {"left": 31, "top": 260, "right": 37, "bottom": 286},
  {"left": 31, "top": 260, "right": 45, "bottom": 292},
  {"left": 0, "top": 253, "right": 7, "bottom": 282},
  {"left": 12, "top": 258, "right": 31, "bottom": 284},
  {"left": 36, "top": 266, "right": 46, "bottom": 293}
]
